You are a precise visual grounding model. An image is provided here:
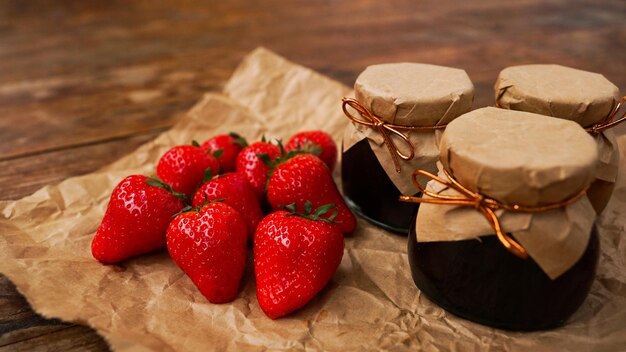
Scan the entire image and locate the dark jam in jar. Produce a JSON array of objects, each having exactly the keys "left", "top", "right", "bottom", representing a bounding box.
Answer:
[
  {"left": 342, "top": 139, "right": 419, "bottom": 234},
  {"left": 408, "top": 221, "right": 599, "bottom": 331}
]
